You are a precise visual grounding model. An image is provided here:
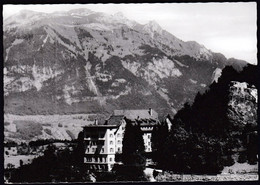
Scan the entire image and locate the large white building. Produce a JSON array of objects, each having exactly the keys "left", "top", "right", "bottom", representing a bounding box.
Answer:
[{"left": 83, "top": 109, "right": 159, "bottom": 171}]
